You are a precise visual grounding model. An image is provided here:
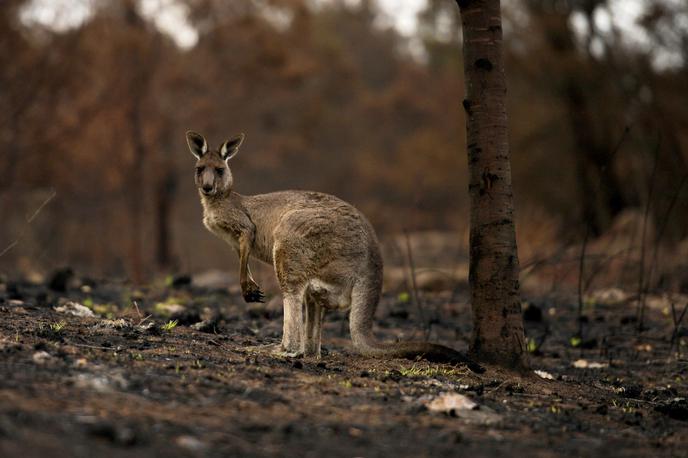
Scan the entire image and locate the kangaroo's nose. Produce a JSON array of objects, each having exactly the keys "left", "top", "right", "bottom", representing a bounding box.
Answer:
[{"left": 203, "top": 185, "right": 213, "bottom": 193}]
